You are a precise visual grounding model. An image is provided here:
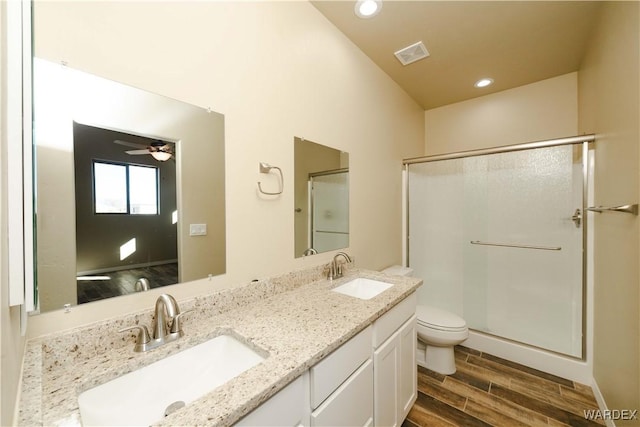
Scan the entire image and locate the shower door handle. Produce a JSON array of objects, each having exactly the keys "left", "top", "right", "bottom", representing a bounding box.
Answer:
[{"left": 571, "top": 209, "right": 581, "bottom": 228}]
